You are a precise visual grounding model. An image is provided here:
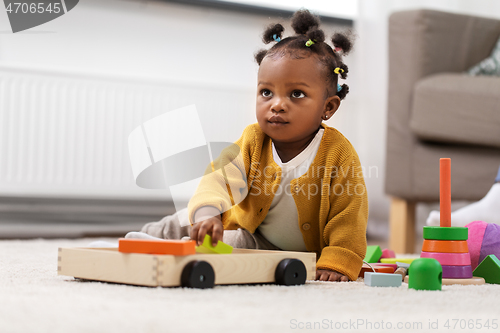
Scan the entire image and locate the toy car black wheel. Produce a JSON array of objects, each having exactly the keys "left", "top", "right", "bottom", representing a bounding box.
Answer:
[
  {"left": 275, "top": 258, "right": 307, "bottom": 286},
  {"left": 181, "top": 260, "right": 215, "bottom": 289}
]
